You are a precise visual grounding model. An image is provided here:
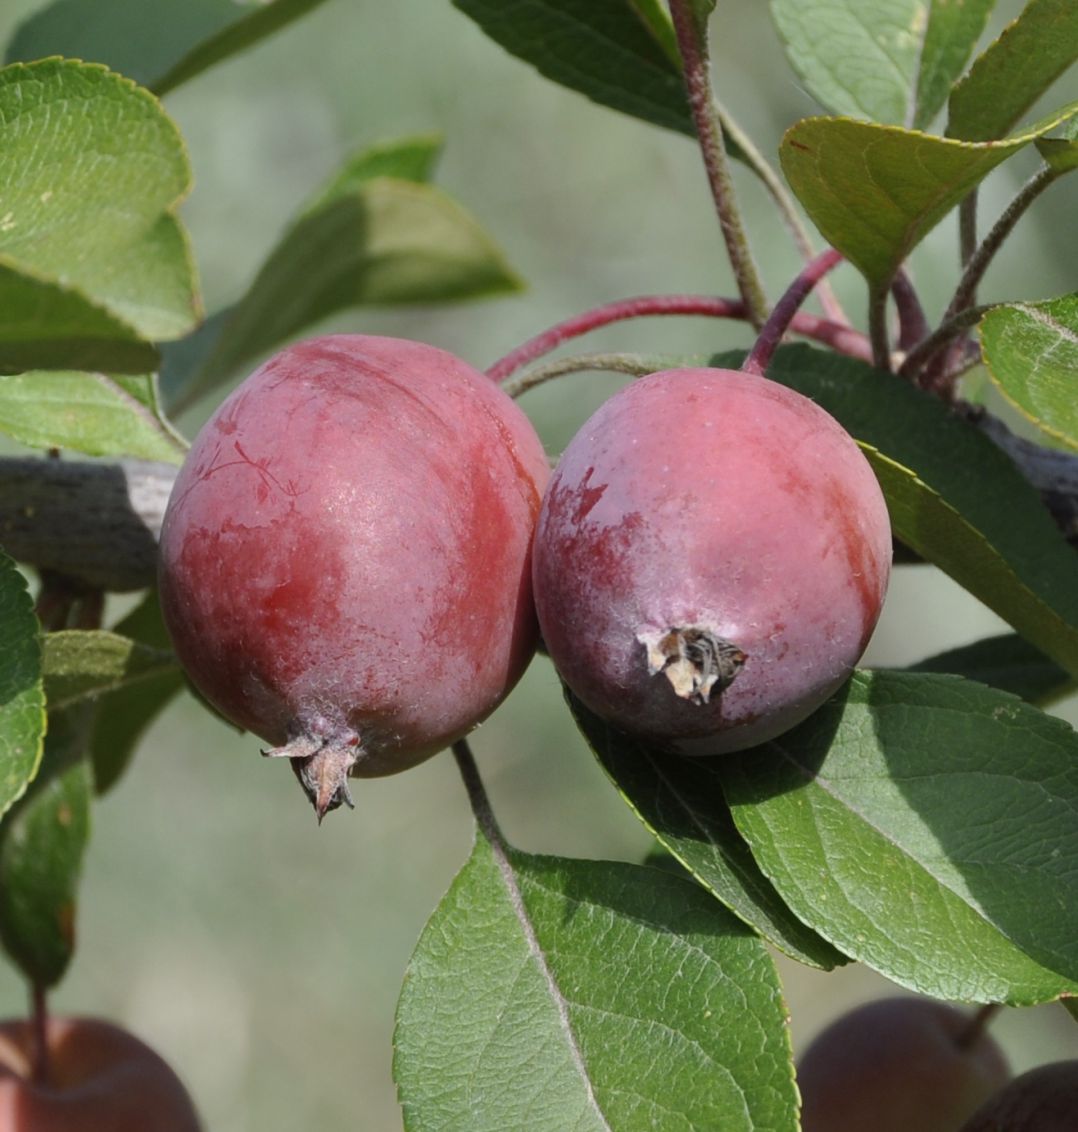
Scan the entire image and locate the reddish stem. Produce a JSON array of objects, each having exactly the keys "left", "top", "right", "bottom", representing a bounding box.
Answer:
[
  {"left": 891, "top": 268, "right": 929, "bottom": 353},
  {"left": 487, "top": 293, "right": 871, "bottom": 384},
  {"left": 29, "top": 983, "right": 51, "bottom": 1086},
  {"left": 742, "top": 249, "right": 845, "bottom": 375}
]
